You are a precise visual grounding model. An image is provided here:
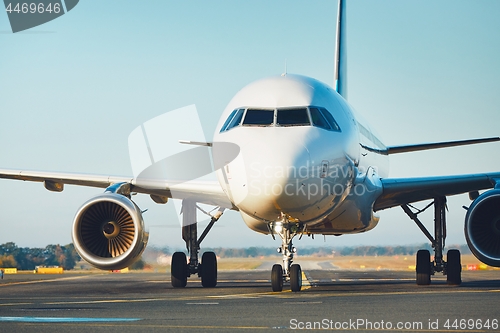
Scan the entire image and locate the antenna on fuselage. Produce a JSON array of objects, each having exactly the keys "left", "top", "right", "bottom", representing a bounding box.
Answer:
[
  {"left": 334, "top": 0, "right": 348, "bottom": 99},
  {"left": 281, "top": 58, "right": 287, "bottom": 76}
]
